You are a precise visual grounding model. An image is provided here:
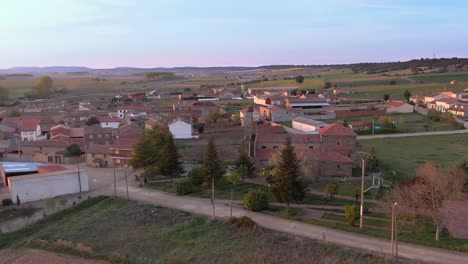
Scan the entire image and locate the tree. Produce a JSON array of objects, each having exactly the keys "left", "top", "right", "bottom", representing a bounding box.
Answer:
[
  {"left": 324, "top": 182, "right": 339, "bottom": 199},
  {"left": 243, "top": 189, "right": 269, "bottom": 211},
  {"left": 267, "top": 137, "right": 306, "bottom": 211},
  {"left": 34, "top": 75, "right": 53, "bottom": 97},
  {"left": 201, "top": 138, "right": 225, "bottom": 217},
  {"left": 391, "top": 161, "right": 463, "bottom": 241},
  {"left": 129, "top": 125, "right": 167, "bottom": 170},
  {"left": 235, "top": 142, "right": 255, "bottom": 181},
  {"left": 323, "top": 81, "right": 332, "bottom": 89},
  {"left": 383, "top": 94, "right": 390, "bottom": 101},
  {"left": 208, "top": 111, "right": 220, "bottom": 123},
  {"left": 201, "top": 138, "right": 225, "bottom": 187},
  {"left": 404, "top": 89, "right": 411, "bottom": 102},
  {"left": 86, "top": 116, "right": 100, "bottom": 126},
  {"left": 64, "top": 144, "right": 82, "bottom": 157},
  {"left": 344, "top": 205, "right": 358, "bottom": 226},
  {"left": 365, "top": 146, "right": 380, "bottom": 174},
  {"left": 0, "top": 86, "right": 10, "bottom": 104},
  {"left": 7, "top": 108, "right": 21, "bottom": 117},
  {"left": 295, "top": 75, "right": 304, "bottom": 85},
  {"left": 227, "top": 170, "right": 241, "bottom": 217},
  {"left": 158, "top": 133, "right": 184, "bottom": 182}
]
